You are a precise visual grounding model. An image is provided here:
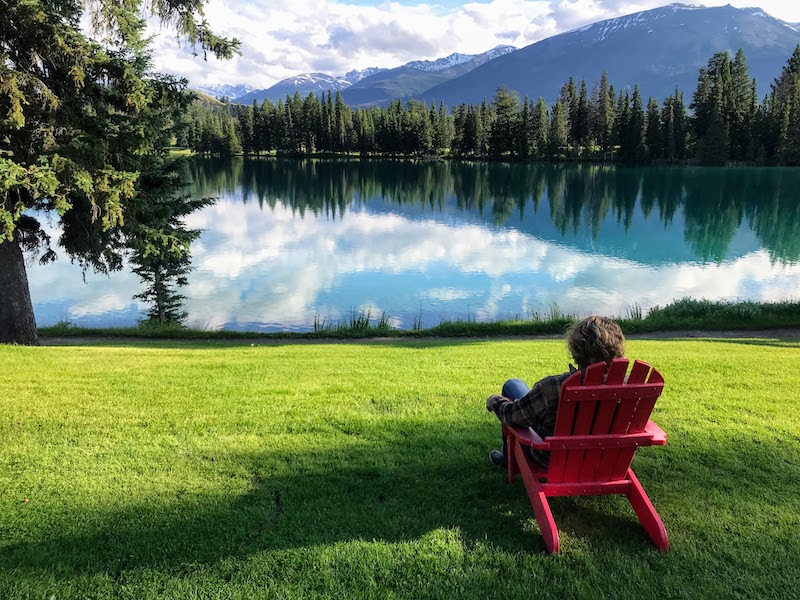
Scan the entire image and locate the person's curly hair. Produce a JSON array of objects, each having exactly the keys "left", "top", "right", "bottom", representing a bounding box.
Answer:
[{"left": 566, "top": 315, "right": 625, "bottom": 369}]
